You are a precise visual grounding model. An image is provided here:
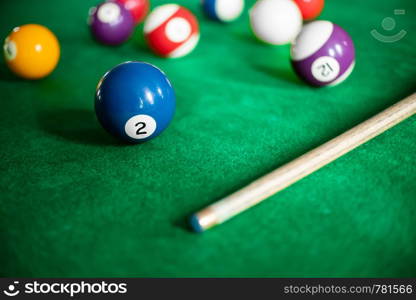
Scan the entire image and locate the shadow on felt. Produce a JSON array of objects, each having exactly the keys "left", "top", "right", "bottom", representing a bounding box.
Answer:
[
  {"left": 132, "top": 24, "right": 154, "bottom": 56},
  {"left": 233, "top": 33, "right": 304, "bottom": 85},
  {"left": 252, "top": 63, "right": 303, "bottom": 86},
  {"left": 233, "top": 32, "right": 264, "bottom": 47},
  {"left": 38, "top": 109, "right": 122, "bottom": 146},
  {"left": 0, "top": 63, "right": 23, "bottom": 82},
  {"left": 172, "top": 216, "right": 193, "bottom": 233}
]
